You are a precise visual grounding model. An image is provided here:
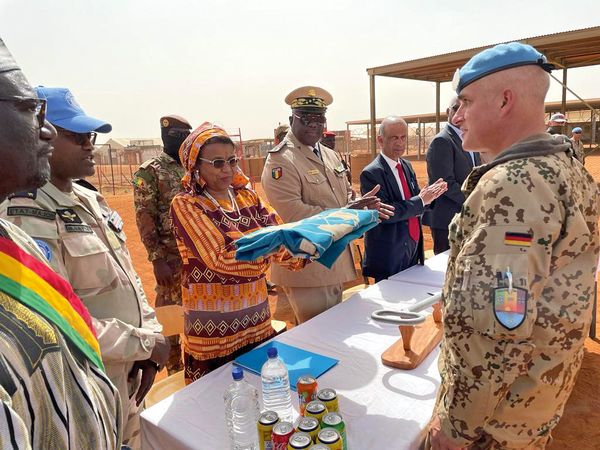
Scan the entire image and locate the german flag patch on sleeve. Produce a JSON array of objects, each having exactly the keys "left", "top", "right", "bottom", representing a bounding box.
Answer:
[{"left": 504, "top": 232, "right": 532, "bottom": 247}]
